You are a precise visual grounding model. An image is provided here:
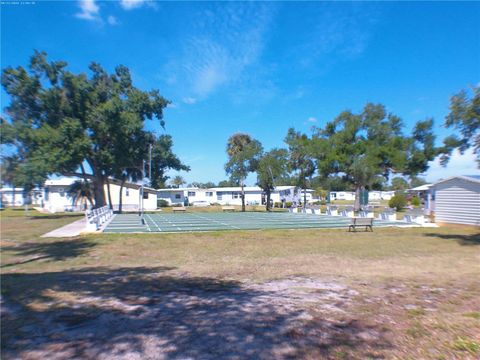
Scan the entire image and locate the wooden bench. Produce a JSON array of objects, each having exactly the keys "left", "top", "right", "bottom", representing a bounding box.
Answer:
[
  {"left": 222, "top": 206, "right": 235, "bottom": 212},
  {"left": 349, "top": 217, "right": 373, "bottom": 232},
  {"left": 172, "top": 207, "right": 186, "bottom": 213}
]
